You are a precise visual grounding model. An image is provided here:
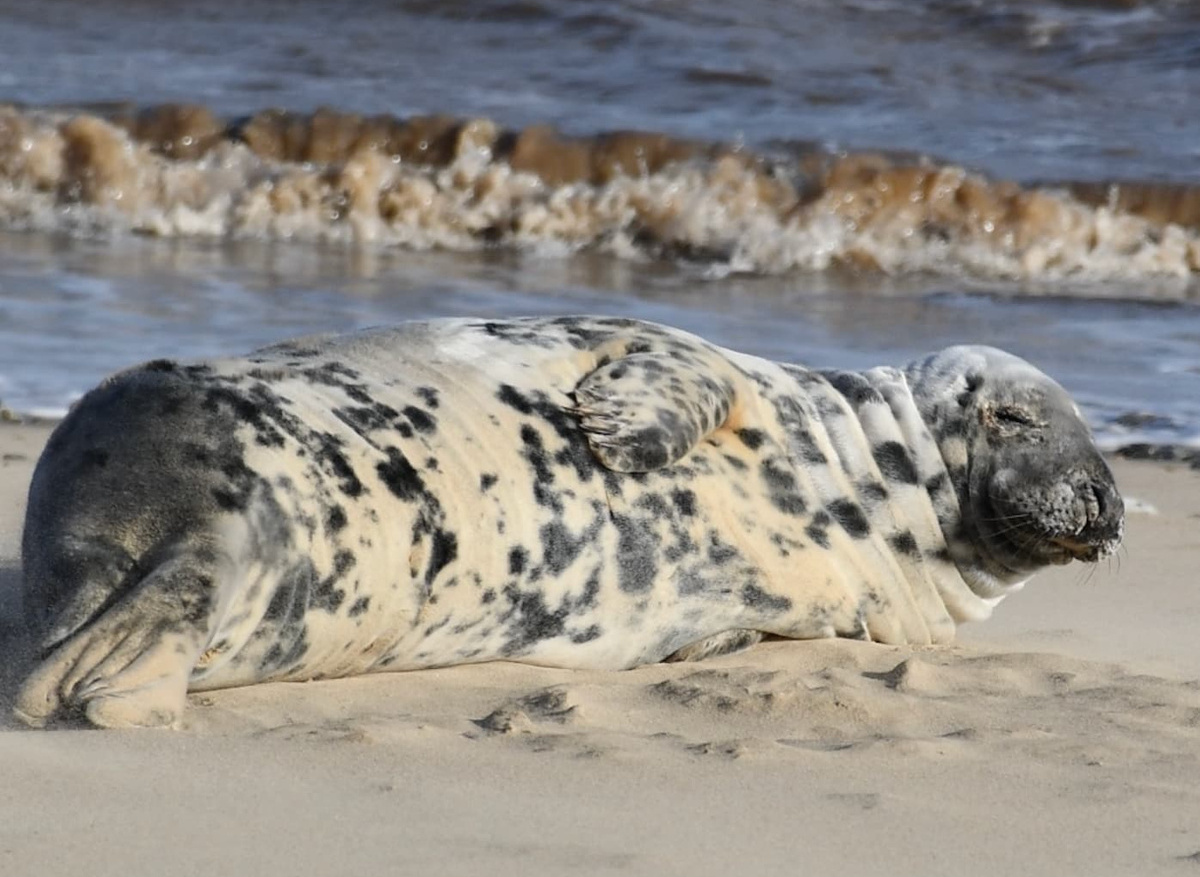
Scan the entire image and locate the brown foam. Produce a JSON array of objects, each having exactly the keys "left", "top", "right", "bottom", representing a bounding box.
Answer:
[
  {"left": 808, "top": 153, "right": 1064, "bottom": 246},
  {"left": 70, "top": 103, "right": 1200, "bottom": 235},
  {"left": 235, "top": 109, "right": 495, "bottom": 166},
  {"left": 59, "top": 115, "right": 140, "bottom": 209},
  {"left": 511, "top": 128, "right": 711, "bottom": 186},
  {"left": 1067, "top": 181, "right": 1200, "bottom": 231},
  {"left": 120, "top": 107, "right": 725, "bottom": 187},
  {"left": 110, "top": 103, "right": 226, "bottom": 162},
  {"left": 0, "top": 102, "right": 1197, "bottom": 283},
  {"left": 0, "top": 106, "right": 63, "bottom": 192}
]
